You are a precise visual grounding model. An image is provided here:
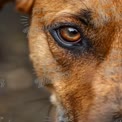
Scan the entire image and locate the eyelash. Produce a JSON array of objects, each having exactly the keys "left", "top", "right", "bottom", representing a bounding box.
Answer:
[{"left": 47, "top": 22, "right": 82, "bottom": 32}]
